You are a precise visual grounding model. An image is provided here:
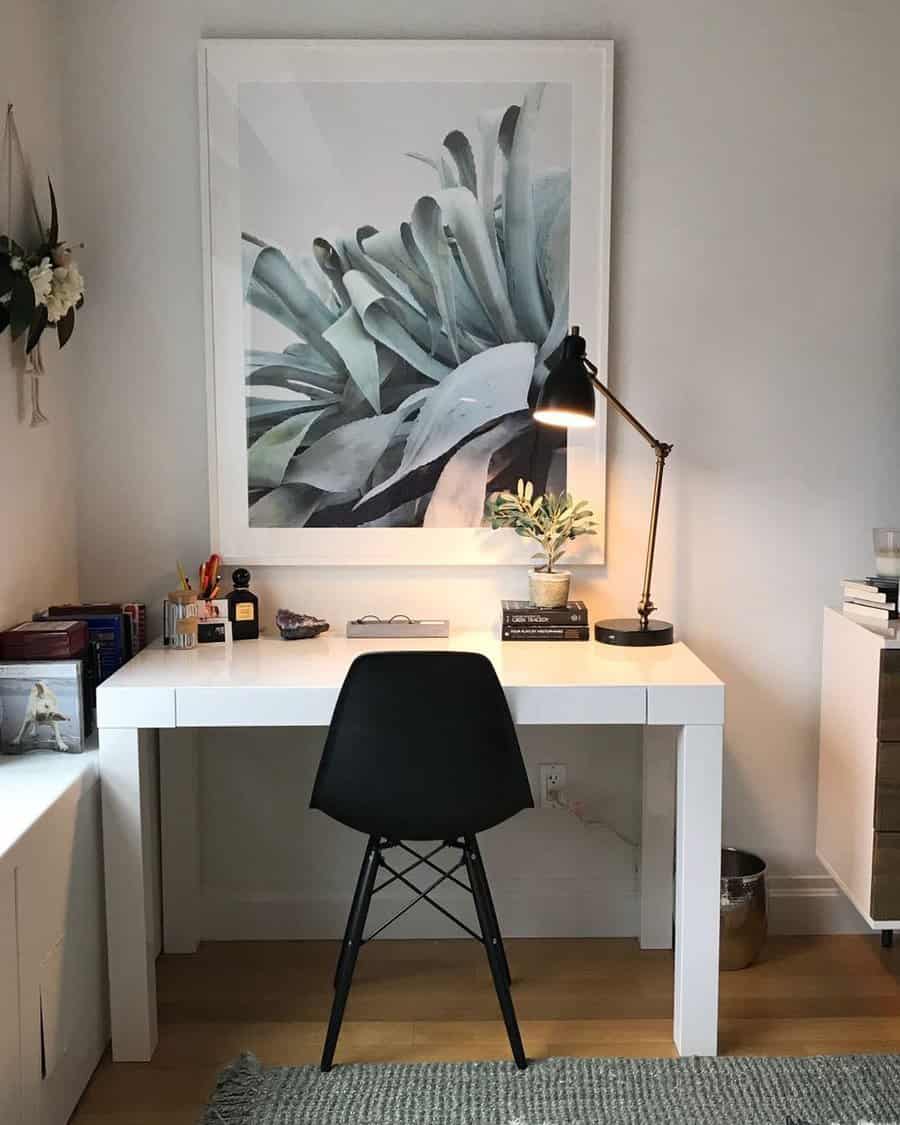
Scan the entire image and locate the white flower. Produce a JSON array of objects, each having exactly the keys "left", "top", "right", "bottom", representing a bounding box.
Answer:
[
  {"left": 10, "top": 256, "right": 23, "bottom": 272},
  {"left": 44, "top": 260, "right": 85, "bottom": 323},
  {"left": 28, "top": 257, "right": 53, "bottom": 304}
]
